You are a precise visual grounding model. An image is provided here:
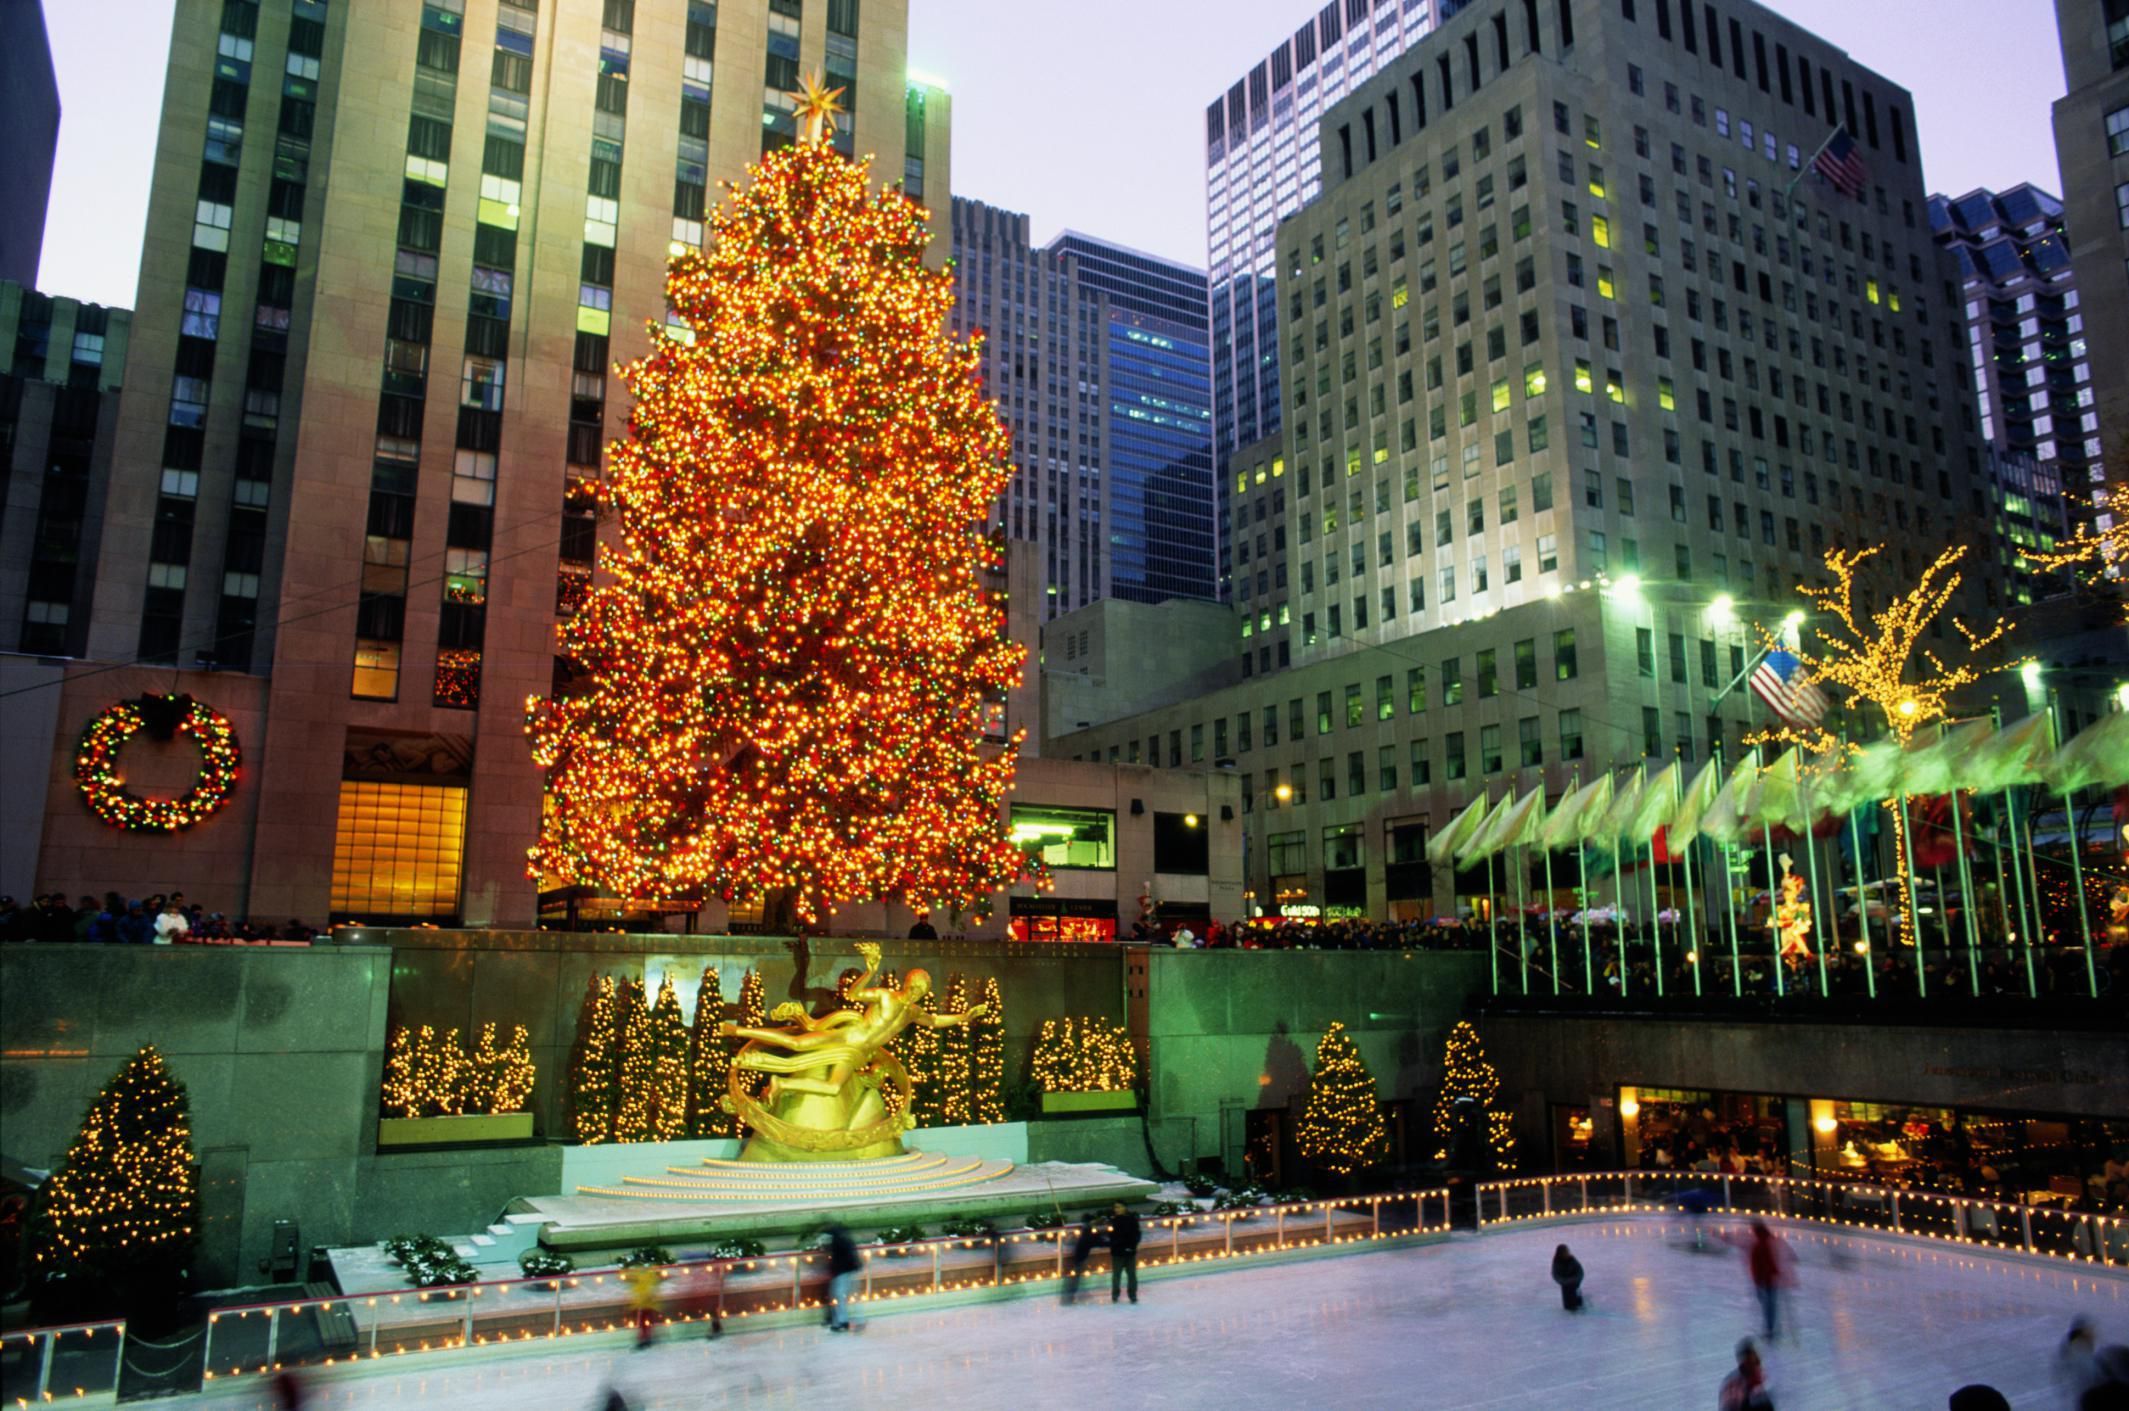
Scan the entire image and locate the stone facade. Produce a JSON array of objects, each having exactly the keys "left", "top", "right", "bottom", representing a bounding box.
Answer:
[{"left": 2052, "top": 0, "right": 2129, "bottom": 530}]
